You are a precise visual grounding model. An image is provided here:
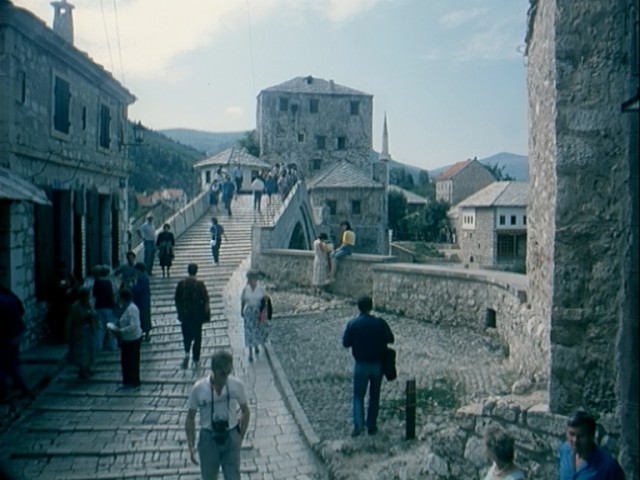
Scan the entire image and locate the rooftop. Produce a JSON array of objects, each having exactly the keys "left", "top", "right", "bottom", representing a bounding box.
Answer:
[{"left": 260, "top": 76, "right": 371, "bottom": 97}]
